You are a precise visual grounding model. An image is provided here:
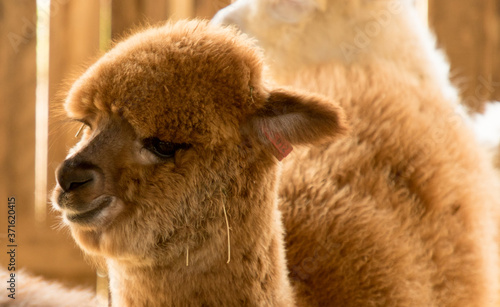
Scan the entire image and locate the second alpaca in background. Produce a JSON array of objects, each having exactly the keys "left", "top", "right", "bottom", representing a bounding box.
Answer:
[
  {"left": 214, "top": 0, "right": 500, "bottom": 306},
  {"left": 213, "top": 0, "right": 459, "bottom": 105}
]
